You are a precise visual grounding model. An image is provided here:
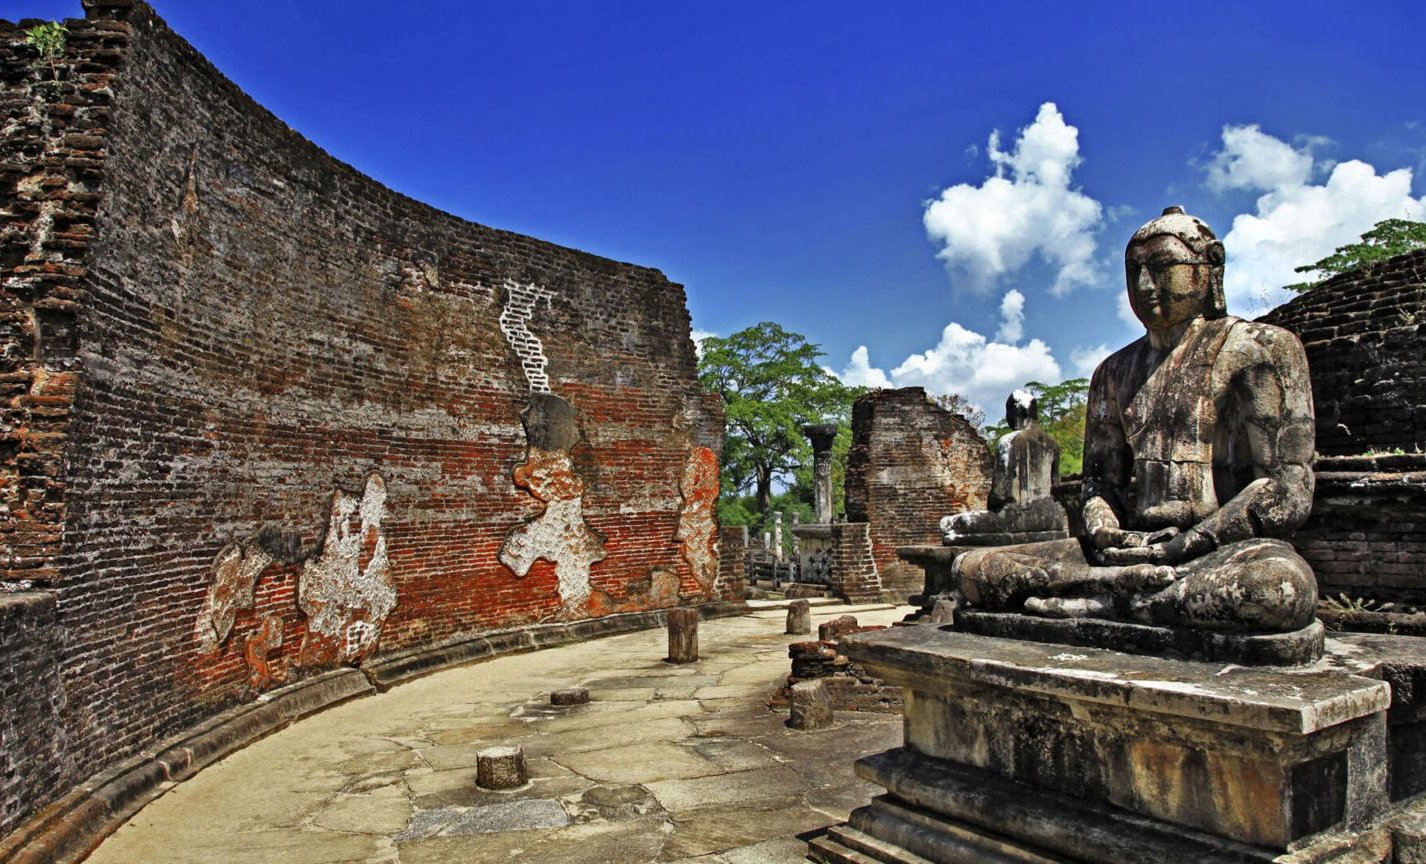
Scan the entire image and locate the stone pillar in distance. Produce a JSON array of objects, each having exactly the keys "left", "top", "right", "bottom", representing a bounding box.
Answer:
[{"left": 803, "top": 423, "right": 839, "bottom": 524}]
